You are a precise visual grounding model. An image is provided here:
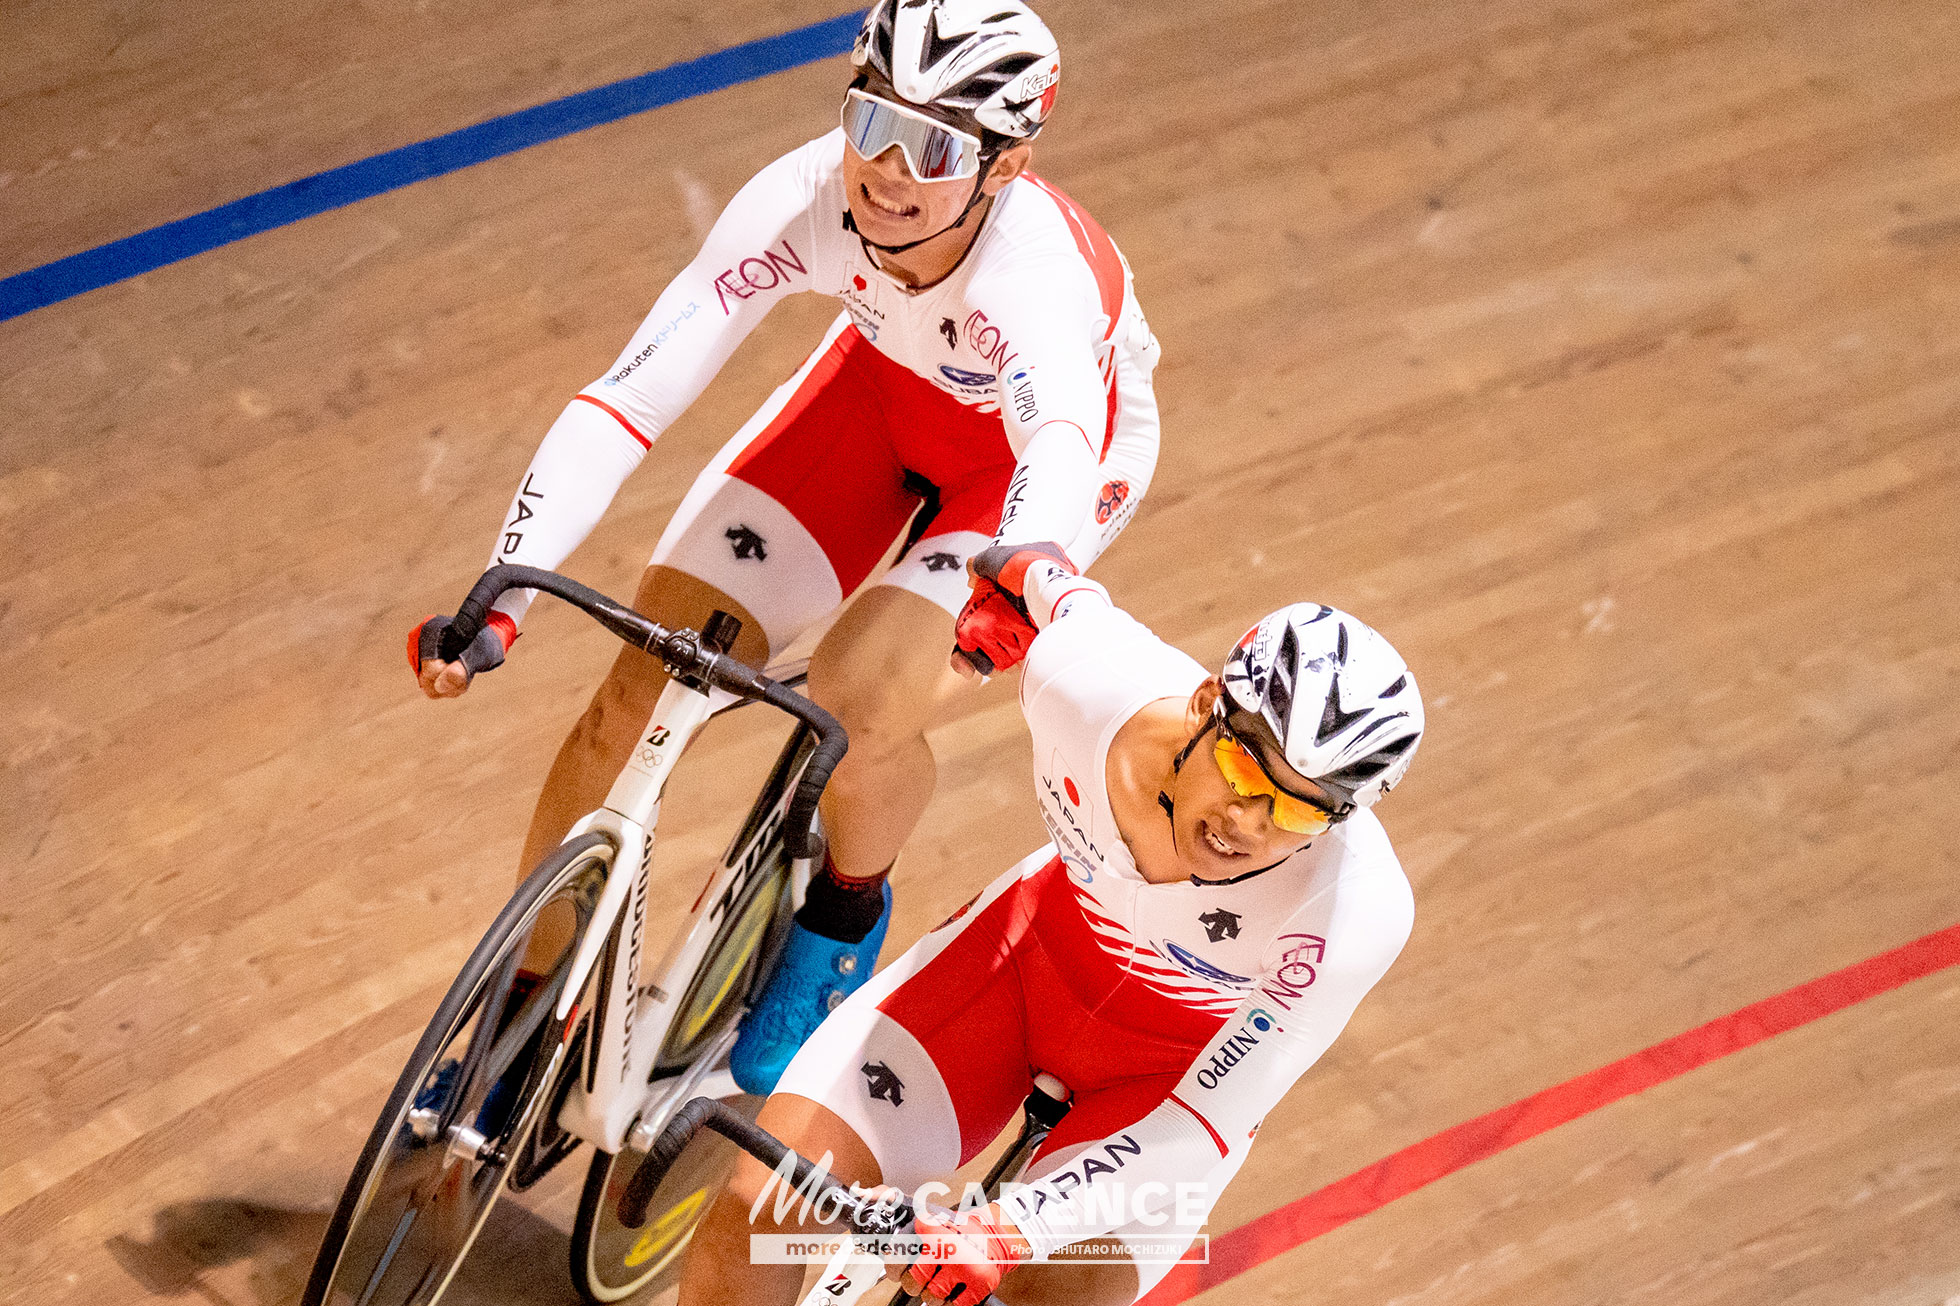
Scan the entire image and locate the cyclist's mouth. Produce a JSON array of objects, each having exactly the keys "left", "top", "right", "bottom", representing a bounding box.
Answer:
[
  {"left": 859, "top": 184, "right": 920, "bottom": 220},
  {"left": 1199, "top": 820, "right": 1247, "bottom": 858}
]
